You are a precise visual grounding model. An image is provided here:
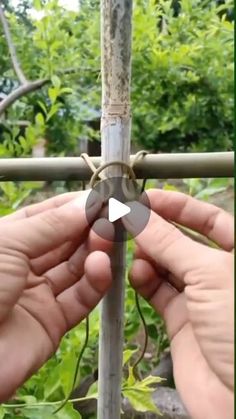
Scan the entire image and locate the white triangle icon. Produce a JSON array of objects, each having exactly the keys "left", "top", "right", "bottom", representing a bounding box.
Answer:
[{"left": 108, "top": 198, "right": 131, "bottom": 223}]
